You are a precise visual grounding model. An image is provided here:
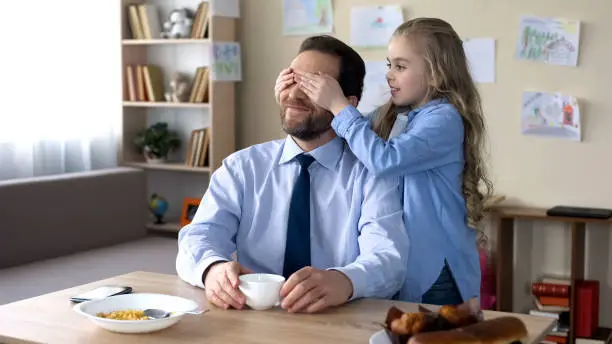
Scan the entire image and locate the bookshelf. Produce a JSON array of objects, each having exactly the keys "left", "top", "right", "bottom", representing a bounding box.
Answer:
[
  {"left": 119, "top": 0, "right": 239, "bottom": 232},
  {"left": 491, "top": 206, "right": 611, "bottom": 344}
]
